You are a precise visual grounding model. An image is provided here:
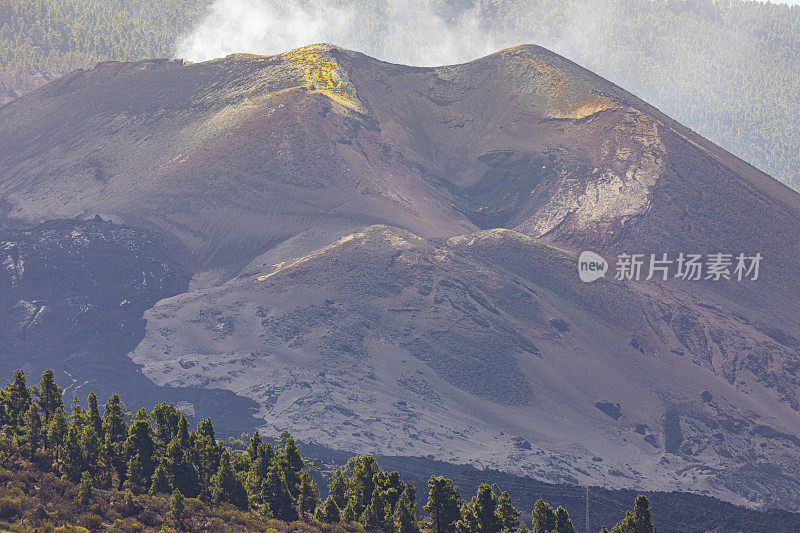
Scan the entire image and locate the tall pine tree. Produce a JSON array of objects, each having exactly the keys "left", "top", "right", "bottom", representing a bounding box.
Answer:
[
  {"left": 395, "top": 485, "right": 419, "bottom": 533},
  {"left": 20, "top": 401, "right": 42, "bottom": 456},
  {"left": 35, "top": 369, "right": 63, "bottom": 424},
  {"left": 87, "top": 391, "right": 103, "bottom": 438},
  {"left": 531, "top": 499, "right": 556, "bottom": 533},
  {"left": 424, "top": 476, "right": 462, "bottom": 533},
  {"left": 496, "top": 491, "right": 520, "bottom": 532},
  {"left": 472, "top": 483, "right": 500, "bottom": 533},
  {"left": 3, "top": 369, "right": 31, "bottom": 429},
  {"left": 211, "top": 450, "right": 248, "bottom": 510}
]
